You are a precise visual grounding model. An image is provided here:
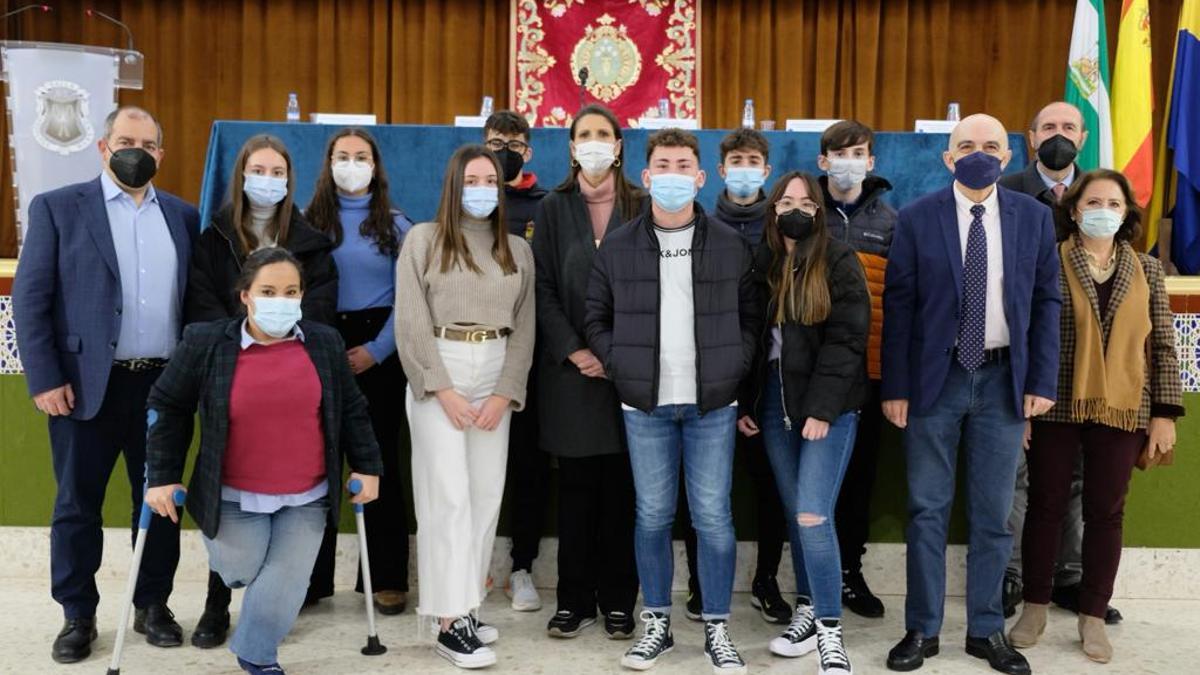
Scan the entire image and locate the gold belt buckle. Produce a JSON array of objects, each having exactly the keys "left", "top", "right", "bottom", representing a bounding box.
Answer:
[{"left": 468, "top": 330, "right": 489, "bottom": 343}]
